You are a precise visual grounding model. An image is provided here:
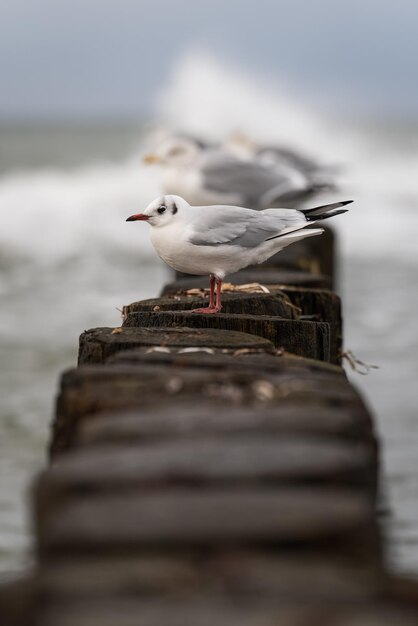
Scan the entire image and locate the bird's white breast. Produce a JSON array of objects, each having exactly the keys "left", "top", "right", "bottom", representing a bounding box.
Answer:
[{"left": 149, "top": 222, "right": 199, "bottom": 274}]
